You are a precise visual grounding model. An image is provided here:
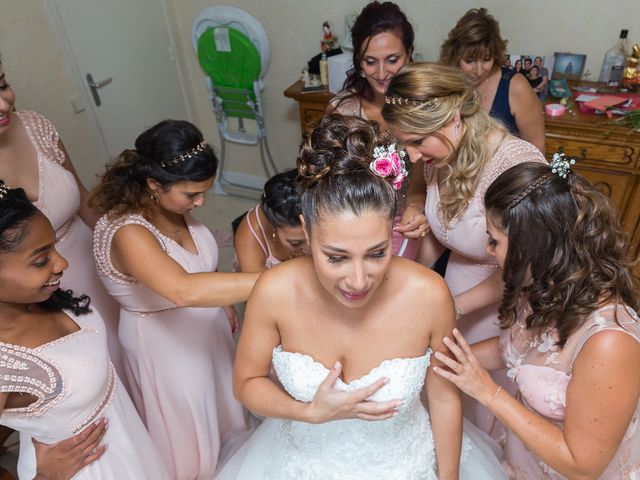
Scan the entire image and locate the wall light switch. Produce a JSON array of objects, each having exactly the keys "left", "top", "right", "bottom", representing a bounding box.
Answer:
[{"left": 70, "top": 95, "right": 86, "bottom": 113}]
